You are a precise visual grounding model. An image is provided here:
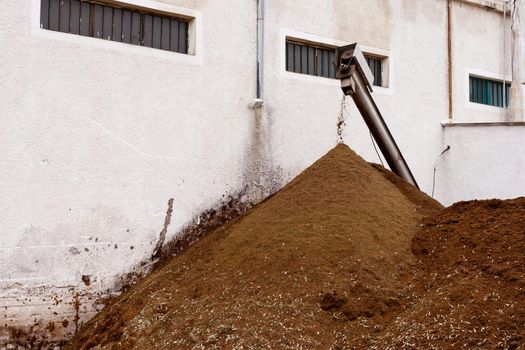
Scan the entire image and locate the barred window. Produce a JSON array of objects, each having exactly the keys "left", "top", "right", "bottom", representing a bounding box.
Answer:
[
  {"left": 40, "top": 0, "right": 189, "bottom": 54},
  {"left": 469, "top": 76, "right": 509, "bottom": 108},
  {"left": 285, "top": 39, "right": 385, "bottom": 86},
  {"left": 285, "top": 40, "right": 336, "bottom": 79}
]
